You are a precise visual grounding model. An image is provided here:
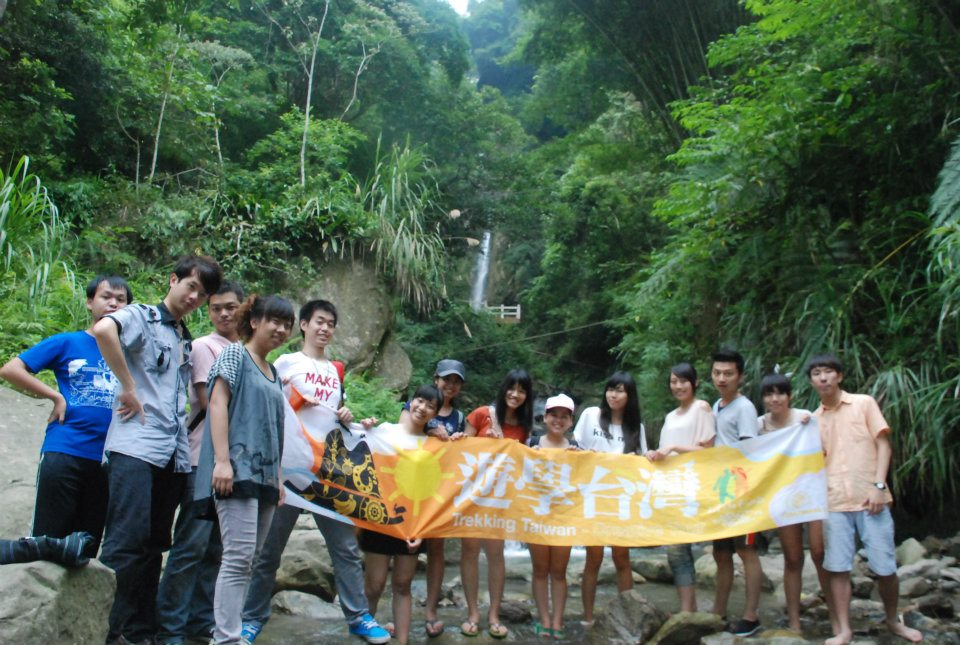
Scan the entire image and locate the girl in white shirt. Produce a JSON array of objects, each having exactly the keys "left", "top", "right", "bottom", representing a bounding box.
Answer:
[
  {"left": 572, "top": 371, "right": 646, "bottom": 626},
  {"left": 645, "top": 362, "right": 716, "bottom": 612}
]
